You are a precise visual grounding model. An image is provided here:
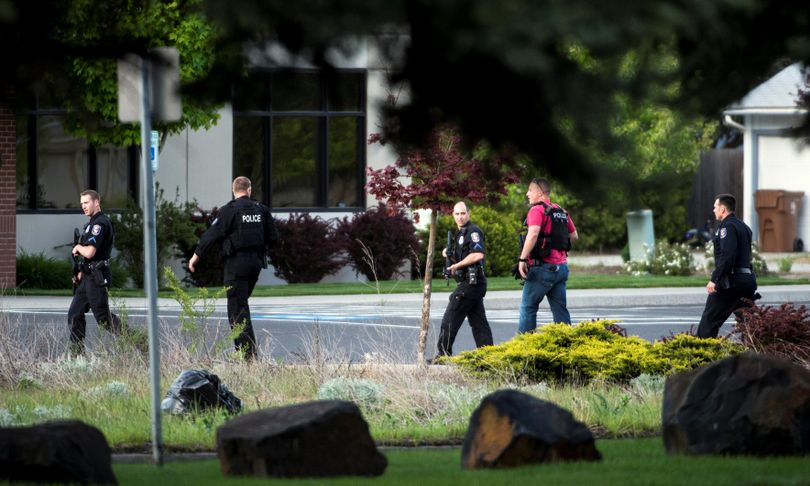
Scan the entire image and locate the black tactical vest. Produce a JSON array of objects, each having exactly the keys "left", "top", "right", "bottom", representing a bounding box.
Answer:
[
  {"left": 229, "top": 201, "right": 265, "bottom": 253},
  {"left": 526, "top": 202, "right": 571, "bottom": 258}
]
